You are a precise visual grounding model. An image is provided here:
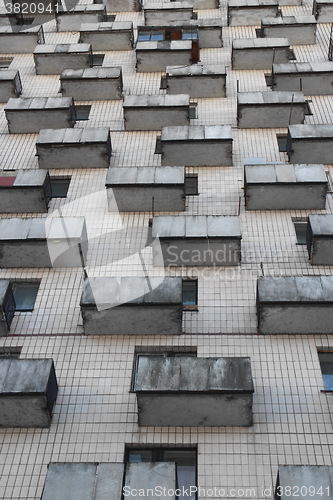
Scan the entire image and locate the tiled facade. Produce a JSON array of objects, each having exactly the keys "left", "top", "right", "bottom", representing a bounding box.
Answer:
[{"left": 0, "top": 0, "right": 333, "bottom": 498}]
